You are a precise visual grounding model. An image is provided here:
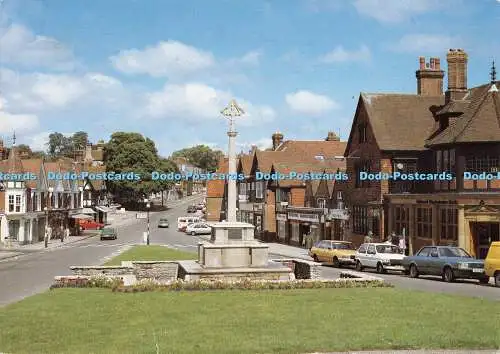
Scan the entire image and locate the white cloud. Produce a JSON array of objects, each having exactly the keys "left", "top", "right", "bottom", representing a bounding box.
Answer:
[
  {"left": 0, "top": 23, "right": 75, "bottom": 69},
  {"left": 320, "top": 45, "right": 371, "bottom": 63},
  {"left": 236, "top": 138, "right": 272, "bottom": 152},
  {"left": 110, "top": 40, "right": 215, "bottom": 77},
  {"left": 390, "top": 34, "right": 463, "bottom": 53},
  {"left": 231, "top": 50, "right": 262, "bottom": 65},
  {"left": 0, "top": 104, "right": 39, "bottom": 134},
  {"left": 285, "top": 90, "right": 339, "bottom": 115},
  {"left": 142, "top": 82, "right": 275, "bottom": 127},
  {"left": 353, "top": 0, "right": 436, "bottom": 23},
  {"left": 0, "top": 68, "right": 125, "bottom": 111},
  {"left": 23, "top": 131, "right": 51, "bottom": 151}
]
